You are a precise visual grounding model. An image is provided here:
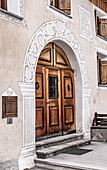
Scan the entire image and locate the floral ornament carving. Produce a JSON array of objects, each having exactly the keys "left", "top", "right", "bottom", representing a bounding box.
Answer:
[{"left": 24, "top": 20, "right": 89, "bottom": 88}]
